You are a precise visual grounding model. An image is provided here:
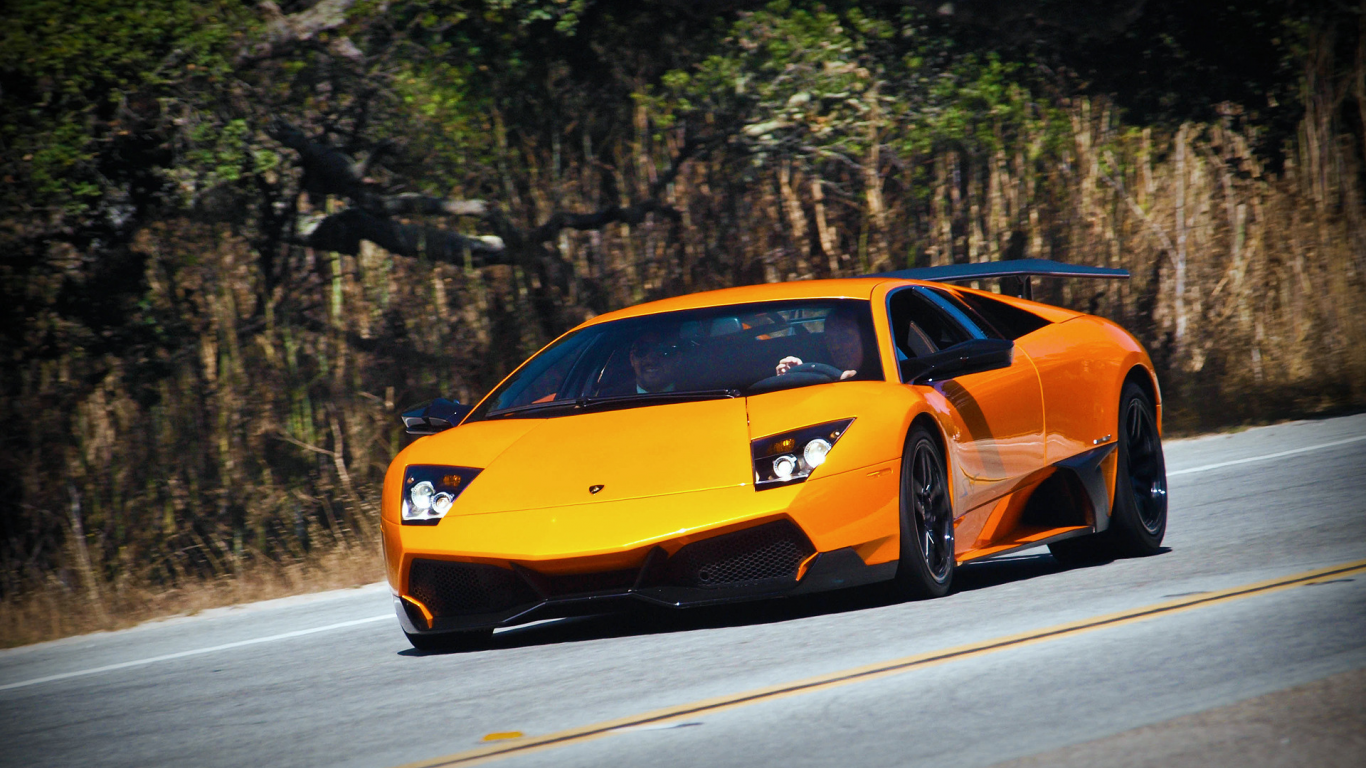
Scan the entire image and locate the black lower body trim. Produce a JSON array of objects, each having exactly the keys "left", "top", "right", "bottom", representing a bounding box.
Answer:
[
  {"left": 790, "top": 548, "right": 898, "bottom": 595},
  {"left": 399, "top": 531, "right": 896, "bottom": 635},
  {"left": 1054, "top": 442, "right": 1117, "bottom": 532}
]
